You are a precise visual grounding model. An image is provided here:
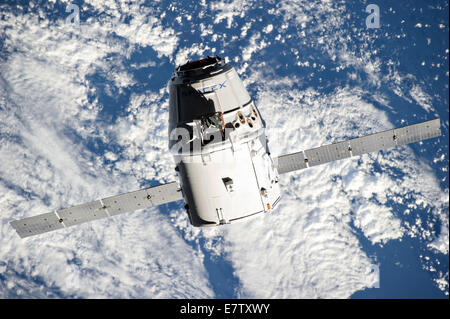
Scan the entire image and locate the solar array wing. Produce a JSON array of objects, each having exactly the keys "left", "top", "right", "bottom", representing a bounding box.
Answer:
[
  {"left": 276, "top": 118, "right": 441, "bottom": 175},
  {"left": 102, "top": 182, "right": 182, "bottom": 216},
  {"left": 11, "top": 181, "right": 183, "bottom": 238},
  {"left": 350, "top": 129, "right": 396, "bottom": 156},
  {"left": 276, "top": 151, "right": 307, "bottom": 174},
  {"left": 10, "top": 212, "right": 65, "bottom": 238},
  {"left": 393, "top": 118, "right": 441, "bottom": 146}
]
